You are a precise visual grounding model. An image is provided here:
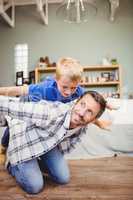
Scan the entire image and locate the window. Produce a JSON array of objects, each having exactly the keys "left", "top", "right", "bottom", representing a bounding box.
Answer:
[{"left": 15, "top": 44, "right": 28, "bottom": 78}]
